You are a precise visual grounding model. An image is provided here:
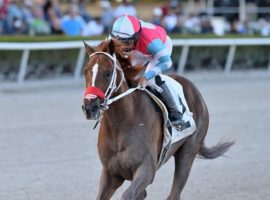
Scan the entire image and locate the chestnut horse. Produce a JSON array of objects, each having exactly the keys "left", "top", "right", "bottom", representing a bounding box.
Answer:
[{"left": 82, "top": 40, "right": 234, "bottom": 200}]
